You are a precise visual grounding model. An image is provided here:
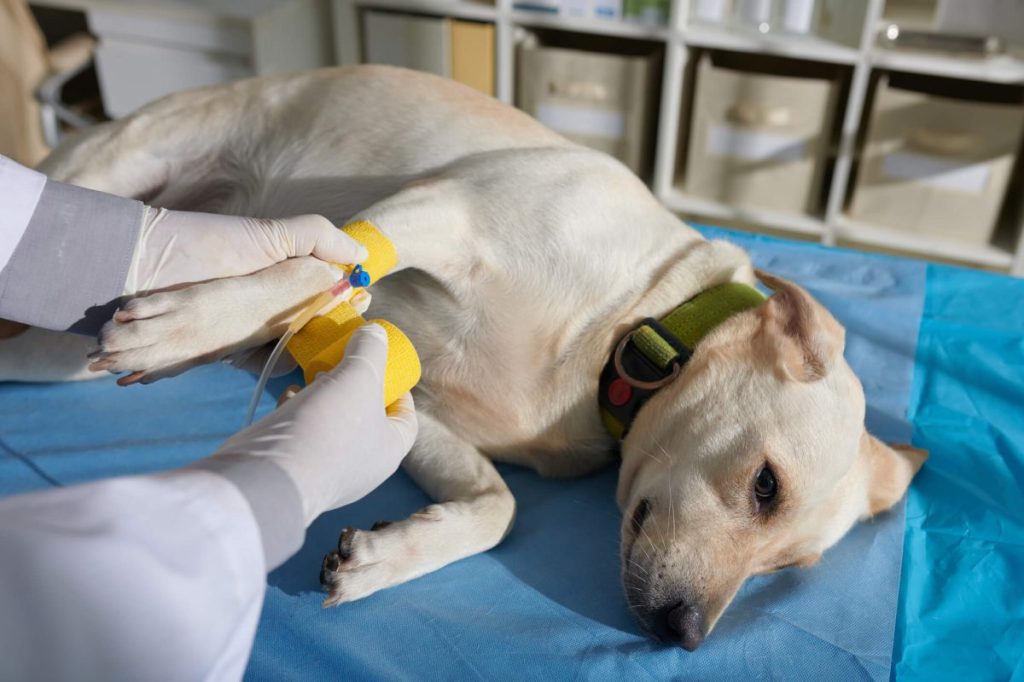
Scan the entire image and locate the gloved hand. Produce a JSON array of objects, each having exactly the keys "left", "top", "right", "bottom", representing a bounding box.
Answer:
[
  {"left": 124, "top": 209, "right": 368, "bottom": 295},
  {"left": 211, "top": 323, "right": 417, "bottom": 525}
]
